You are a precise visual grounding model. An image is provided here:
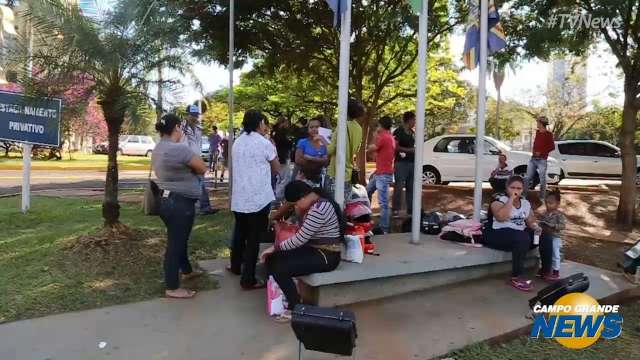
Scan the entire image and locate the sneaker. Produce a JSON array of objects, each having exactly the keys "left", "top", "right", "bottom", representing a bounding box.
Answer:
[
  {"left": 510, "top": 277, "right": 534, "bottom": 292},
  {"left": 392, "top": 211, "right": 400, "bottom": 218},
  {"left": 553, "top": 270, "right": 560, "bottom": 277},
  {"left": 536, "top": 268, "right": 544, "bottom": 278}
]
